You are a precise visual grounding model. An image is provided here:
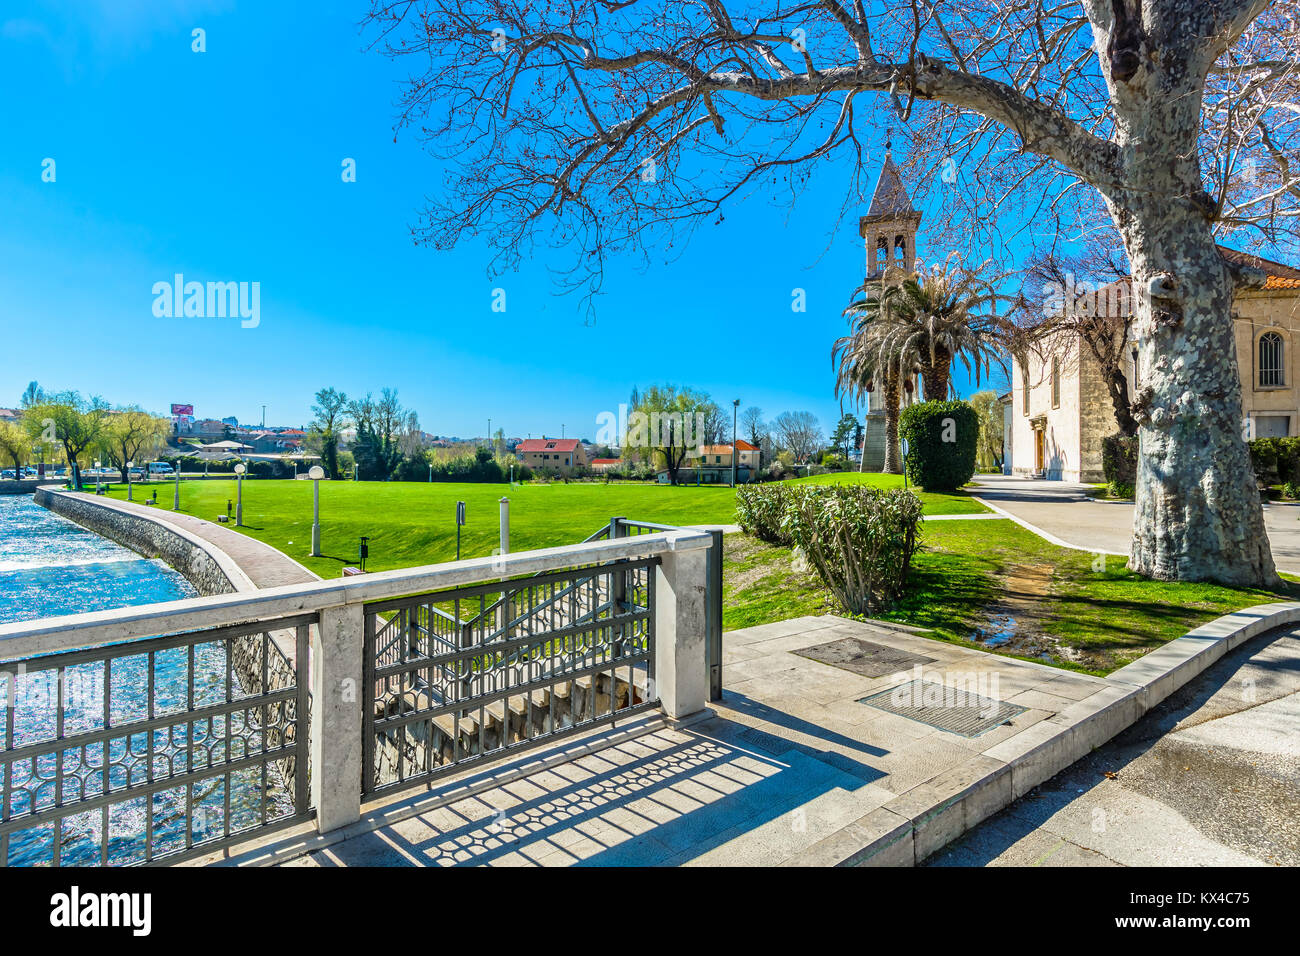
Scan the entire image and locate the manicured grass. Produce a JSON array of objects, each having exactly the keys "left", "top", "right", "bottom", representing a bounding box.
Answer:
[
  {"left": 722, "top": 516, "right": 1300, "bottom": 675},
  {"left": 102, "top": 479, "right": 738, "bottom": 578},
  {"left": 101, "top": 472, "right": 985, "bottom": 579},
  {"left": 778, "top": 470, "right": 990, "bottom": 514}
]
